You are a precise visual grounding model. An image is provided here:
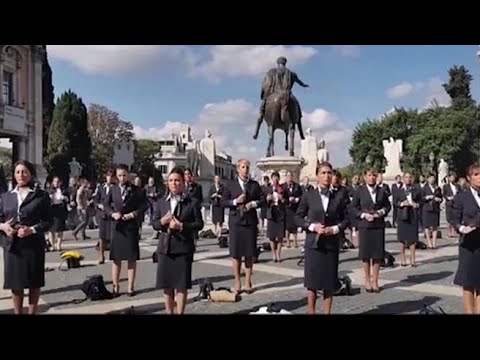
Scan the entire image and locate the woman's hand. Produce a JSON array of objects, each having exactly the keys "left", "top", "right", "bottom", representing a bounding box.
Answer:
[
  {"left": 17, "top": 226, "right": 33, "bottom": 238},
  {"left": 0, "top": 219, "right": 17, "bottom": 238},
  {"left": 160, "top": 211, "right": 173, "bottom": 226}
]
